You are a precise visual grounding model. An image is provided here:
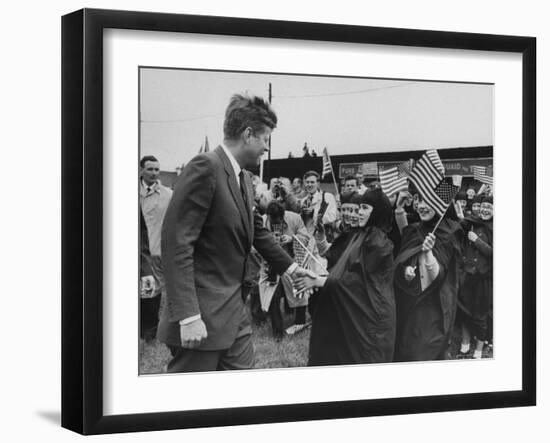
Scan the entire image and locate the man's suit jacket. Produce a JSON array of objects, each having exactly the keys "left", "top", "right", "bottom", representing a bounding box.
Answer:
[{"left": 157, "top": 146, "right": 293, "bottom": 350}]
